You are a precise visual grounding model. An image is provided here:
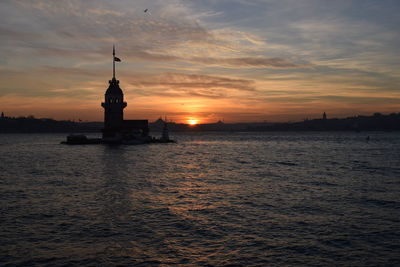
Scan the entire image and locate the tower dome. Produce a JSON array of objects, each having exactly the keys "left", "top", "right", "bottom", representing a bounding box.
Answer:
[{"left": 106, "top": 77, "right": 123, "bottom": 95}]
